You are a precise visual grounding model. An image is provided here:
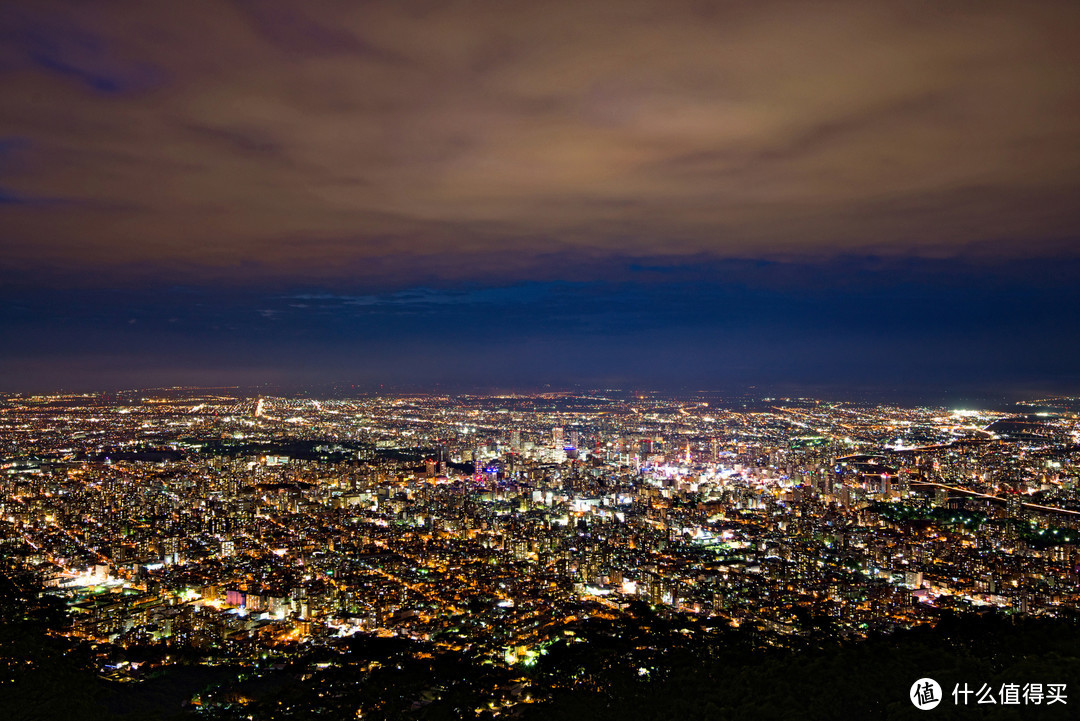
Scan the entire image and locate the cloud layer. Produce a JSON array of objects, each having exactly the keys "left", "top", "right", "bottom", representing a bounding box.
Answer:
[{"left": 2, "top": 0, "right": 1078, "bottom": 285}]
